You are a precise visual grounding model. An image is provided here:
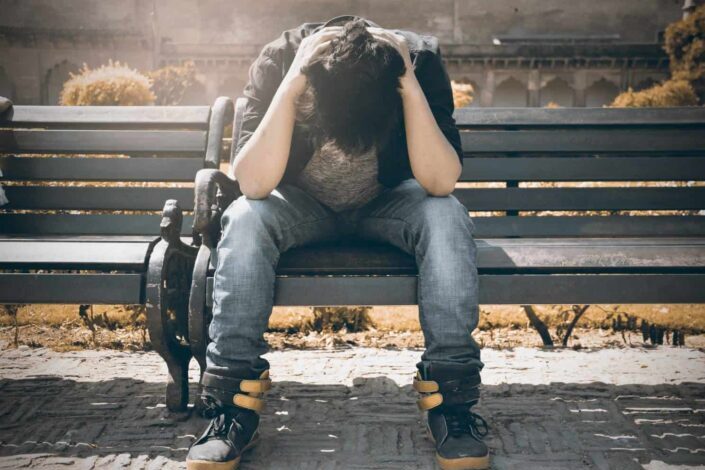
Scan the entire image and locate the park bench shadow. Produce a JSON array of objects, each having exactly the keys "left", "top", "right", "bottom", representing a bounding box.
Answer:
[{"left": 0, "top": 375, "right": 703, "bottom": 469}]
